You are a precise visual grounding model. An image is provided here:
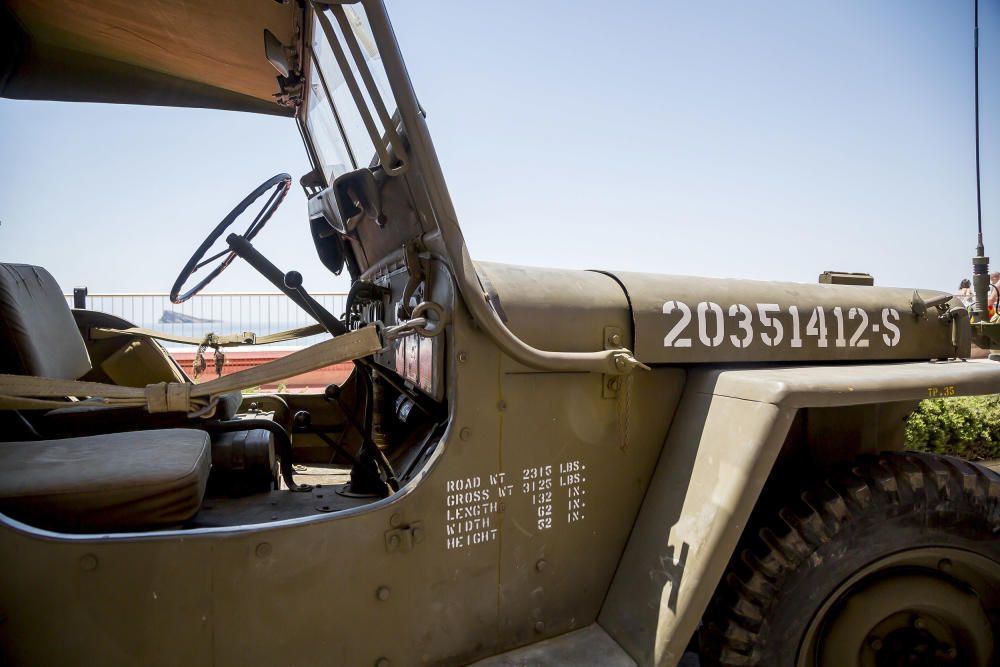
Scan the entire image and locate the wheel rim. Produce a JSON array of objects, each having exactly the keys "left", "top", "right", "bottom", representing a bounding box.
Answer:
[{"left": 798, "top": 547, "right": 1000, "bottom": 667}]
